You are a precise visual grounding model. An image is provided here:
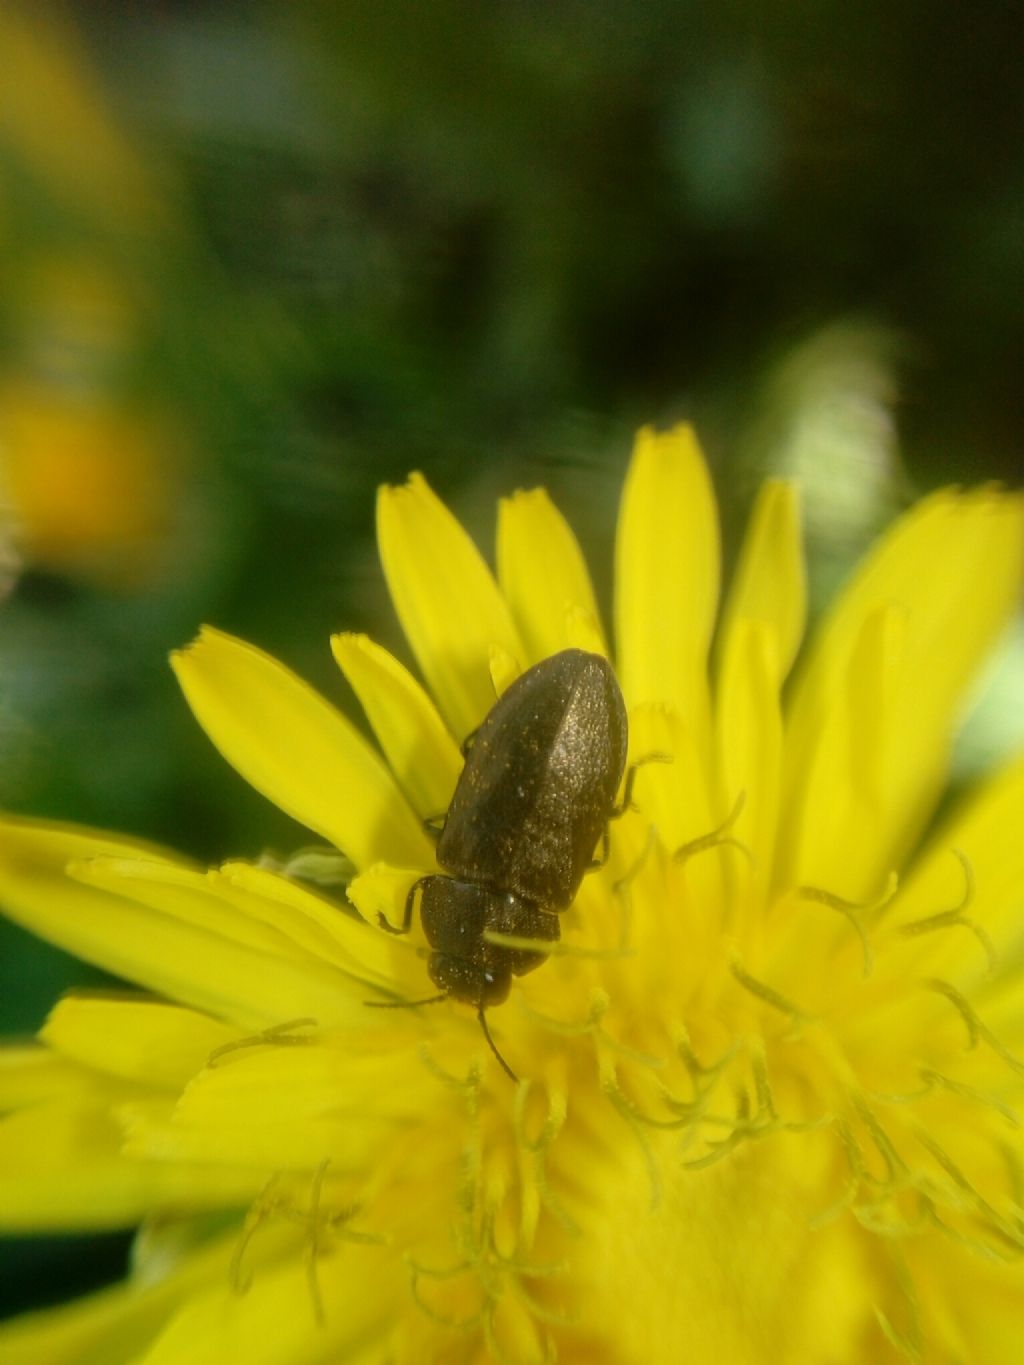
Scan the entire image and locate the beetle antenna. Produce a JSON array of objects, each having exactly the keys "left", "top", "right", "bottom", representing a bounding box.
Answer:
[{"left": 477, "top": 1006, "right": 518, "bottom": 1083}]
